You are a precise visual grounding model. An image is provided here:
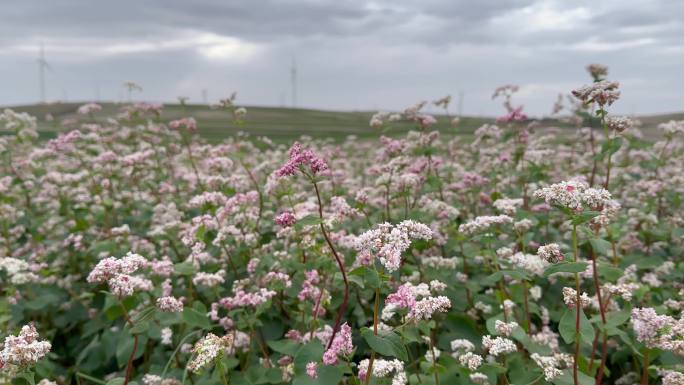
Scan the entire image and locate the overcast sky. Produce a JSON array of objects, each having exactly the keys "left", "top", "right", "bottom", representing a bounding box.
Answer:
[{"left": 1, "top": 0, "right": 682, "bottom": 116}]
